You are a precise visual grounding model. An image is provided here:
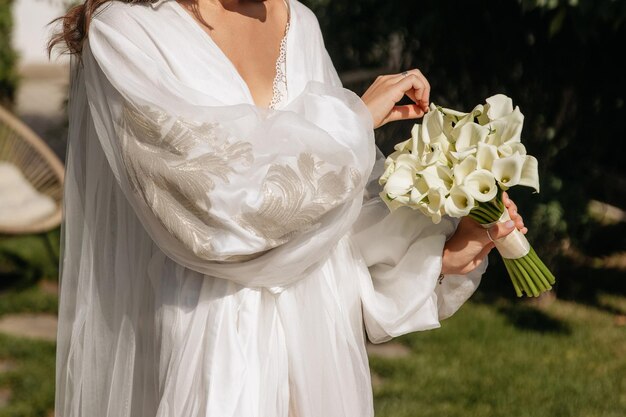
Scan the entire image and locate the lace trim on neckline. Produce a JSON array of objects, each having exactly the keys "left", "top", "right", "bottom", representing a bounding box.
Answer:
[{"left": 269, "top": 0, "right": 290, "bottom": 110}]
